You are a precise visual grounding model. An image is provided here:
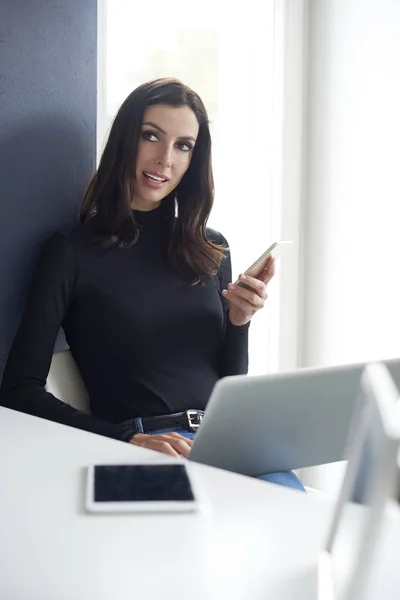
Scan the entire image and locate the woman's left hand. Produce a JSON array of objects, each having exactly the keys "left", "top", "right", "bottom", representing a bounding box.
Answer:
[{"left": 222, "top": 256, "right": 275, "bottom": 327}]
